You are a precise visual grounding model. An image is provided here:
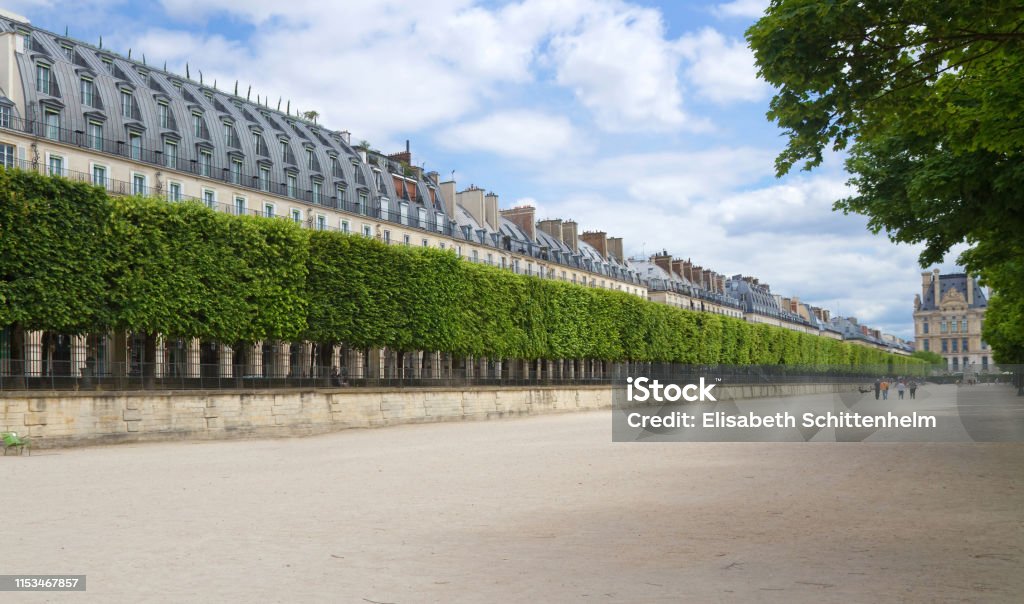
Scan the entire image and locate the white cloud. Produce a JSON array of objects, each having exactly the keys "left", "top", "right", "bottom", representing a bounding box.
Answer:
[
  {"left": 713, "top": 0, "right": 768, "bottom": 20},
  {"left": 548, "top": 4, "right": 692, "bottom": 132},
  {"left": 677, "top": 28, "right": 770, "bottom": 103},
  {"left": 438, "top": 110, "right": 578, "bottom": 160}
]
